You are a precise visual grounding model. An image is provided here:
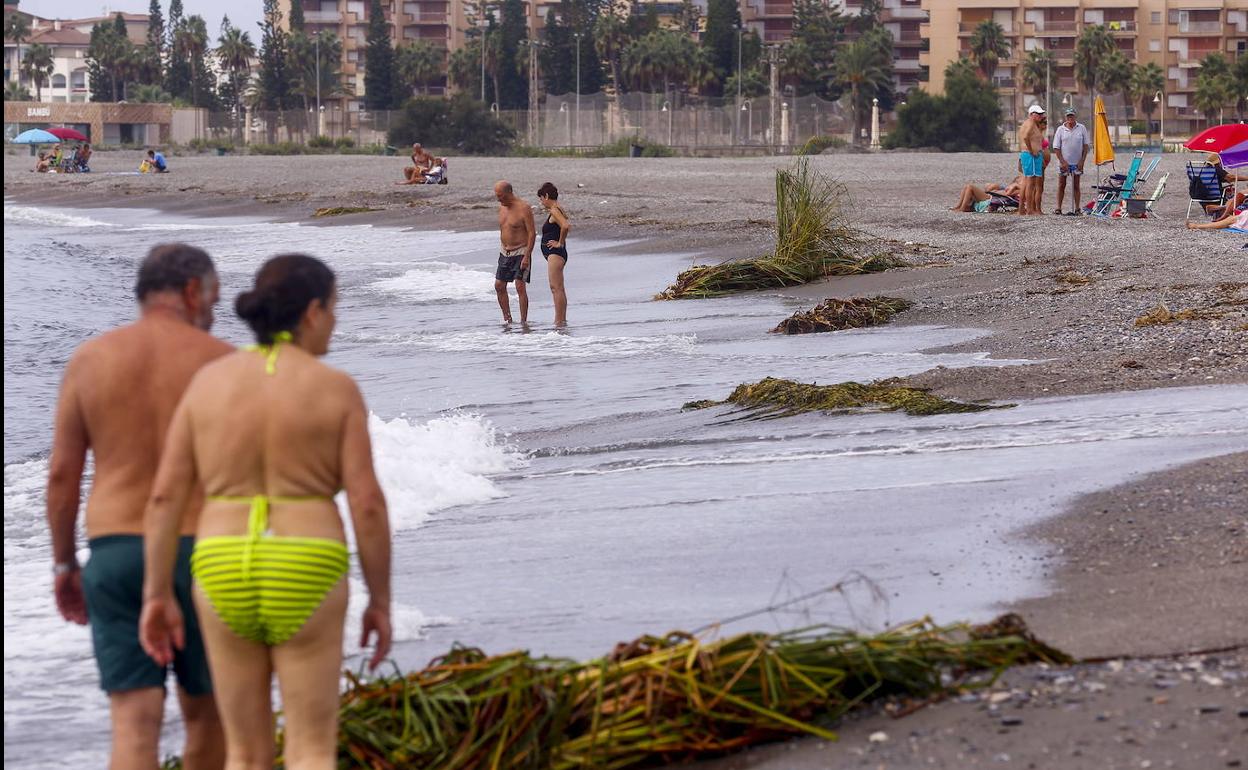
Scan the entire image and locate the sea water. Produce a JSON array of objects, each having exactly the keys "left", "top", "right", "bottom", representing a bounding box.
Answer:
[{"left": 5, "top": 201, "right": 1247, "bottom": 767}]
